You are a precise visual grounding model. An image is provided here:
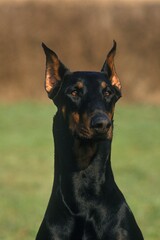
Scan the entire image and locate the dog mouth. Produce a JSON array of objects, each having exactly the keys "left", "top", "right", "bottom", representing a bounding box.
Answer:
[
  {"left": 74, "top": 126, "right": 110, "bottom": 141},
  {"left": 75, "top": 127, "right": 93, "bottom": 140},
  {"left": 70, "top": 112, "right": 113, "bottom": 141}
]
